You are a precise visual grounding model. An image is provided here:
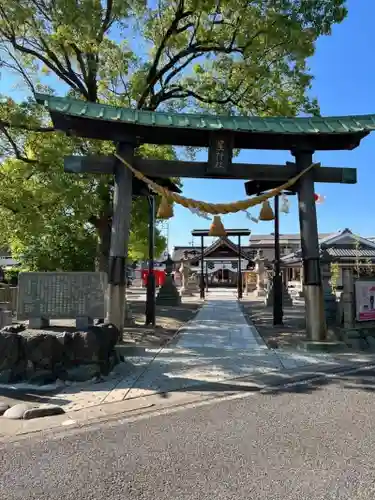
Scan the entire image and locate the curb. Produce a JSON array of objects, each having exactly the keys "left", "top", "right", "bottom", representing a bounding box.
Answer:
[{"left": 2, "top": 358, "right": 373, "bottom": 442}]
